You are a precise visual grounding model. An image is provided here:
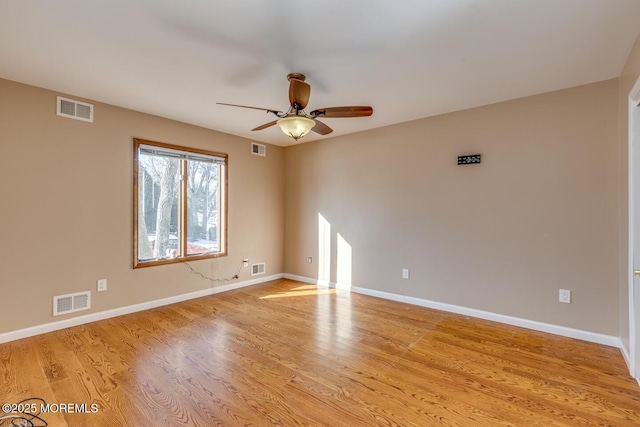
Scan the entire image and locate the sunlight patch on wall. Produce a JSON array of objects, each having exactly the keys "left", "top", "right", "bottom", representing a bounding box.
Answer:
[
  {"left": 336, "top": 232, "right": 352, "bottom": 289},
  {"left": 318, "top": 213, "right": 331, "bottom": 287}
]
